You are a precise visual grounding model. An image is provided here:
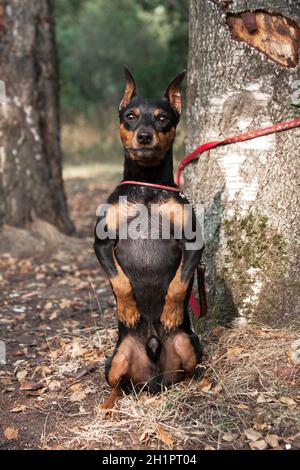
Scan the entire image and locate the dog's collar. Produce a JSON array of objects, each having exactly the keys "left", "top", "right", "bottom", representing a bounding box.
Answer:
[{"left": 118, "top": 180, "right": 181, "bottom": 192}]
